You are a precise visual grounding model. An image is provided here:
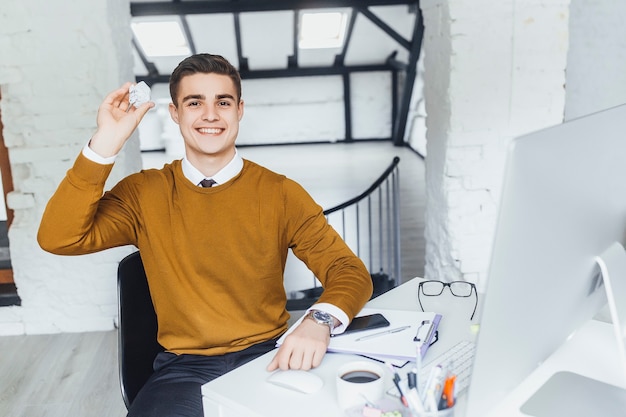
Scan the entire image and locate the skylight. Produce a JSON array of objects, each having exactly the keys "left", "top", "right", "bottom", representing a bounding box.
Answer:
[
  {"left": 299, "top": 11, "right": 348, "bottom": 49},
  {"left": 131, "top": 20, "right": 191, "bottom": 57}
]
